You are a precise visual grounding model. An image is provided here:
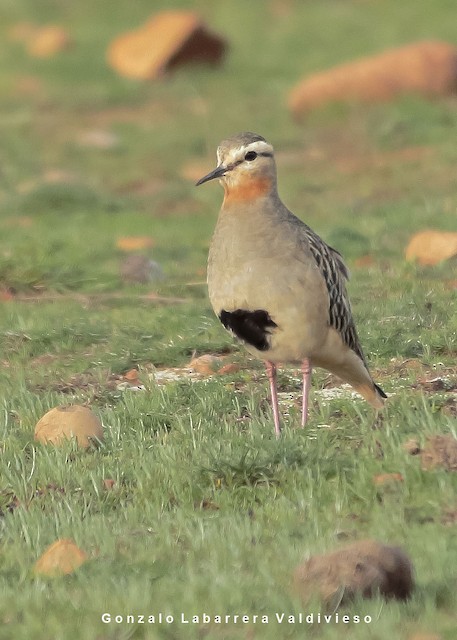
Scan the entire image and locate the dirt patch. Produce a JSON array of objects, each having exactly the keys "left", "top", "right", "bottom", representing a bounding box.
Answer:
[
  {"left": 421, "top": 435, "right": 457, "bottom": 472},
  {"left": 441, "top": 508, "right": 457, "bottom": 526},
  {"left": 403, "top": 438, "right": 421, "bottom": 456},
  {"left": 294, "top": 539, "right": 414, "bottom": 607},
  {"left": 441, "top": 397, "right": 457, "bottom": 418},
  {"left": 32, "top": 372, "right": 116, "bottom": 395},
  {"left": 0, "top": 491, "right": 21, "bottom": 516},
  {"left": 0, "top": 484, "right": 66, "bottom": 517},
  {"left": 413, "top": 376, "right": 457, "bottom": 393}
]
